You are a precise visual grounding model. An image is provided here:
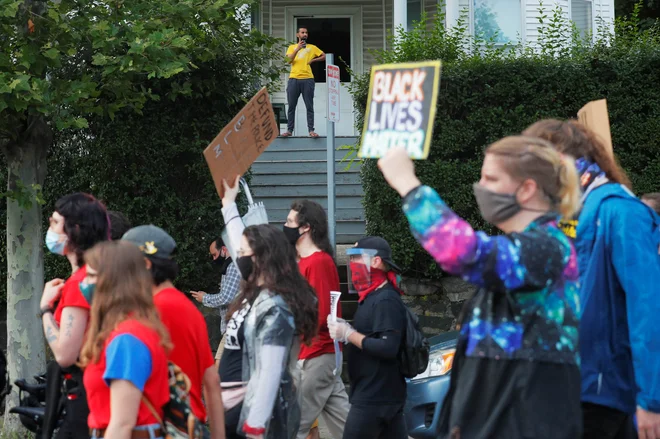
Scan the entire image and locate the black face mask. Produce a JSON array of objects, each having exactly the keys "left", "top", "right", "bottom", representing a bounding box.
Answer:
[
  {"left": 282, "top": 225, "right": 302, "bottom": 246},
  {"left": 212, "top": 255, "right": 227, "bottom": 266},
  {"left": 236, "top": 256, "right": 254, "bottom": 281}
]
